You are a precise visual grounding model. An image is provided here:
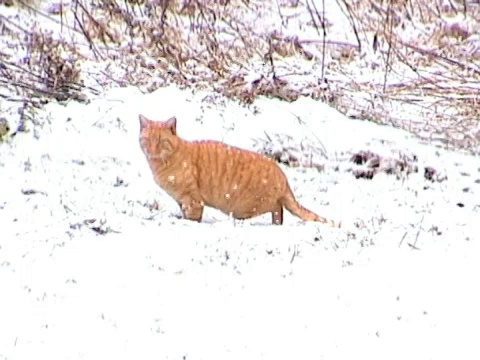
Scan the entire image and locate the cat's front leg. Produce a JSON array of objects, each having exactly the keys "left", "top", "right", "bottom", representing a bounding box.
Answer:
[{"left": 177, "top": 198, "right": 204, "bottom": 222}]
